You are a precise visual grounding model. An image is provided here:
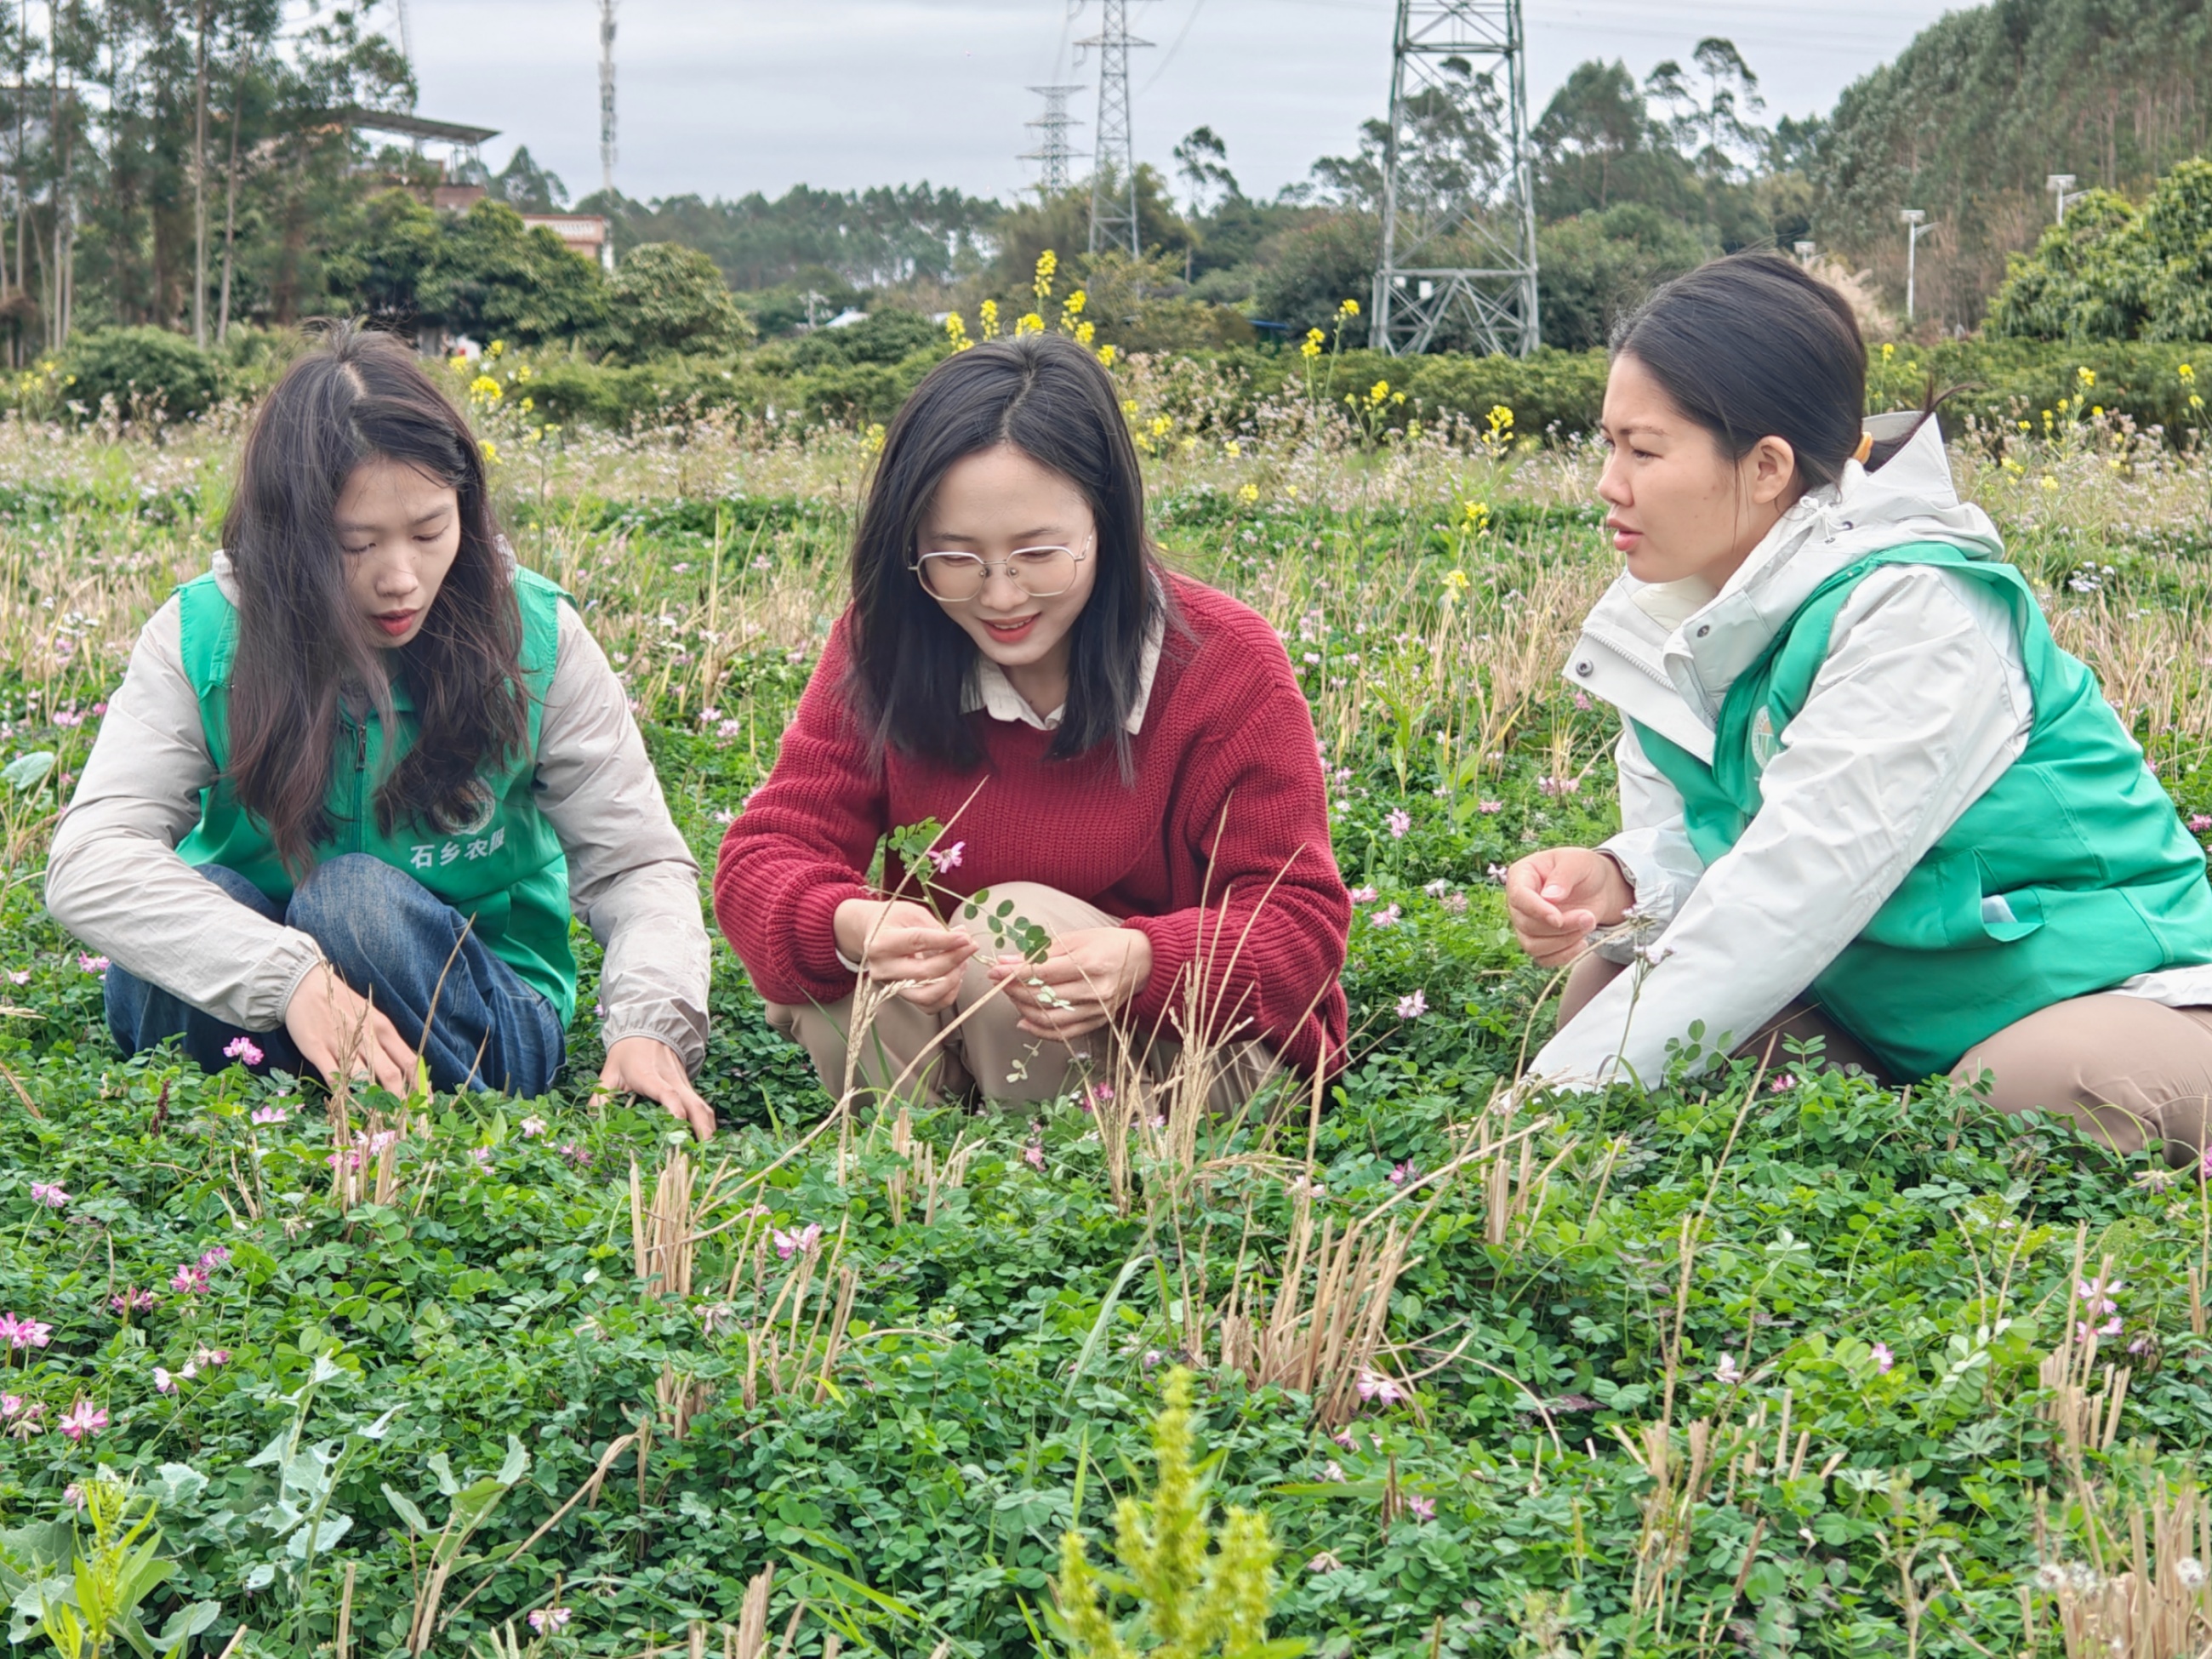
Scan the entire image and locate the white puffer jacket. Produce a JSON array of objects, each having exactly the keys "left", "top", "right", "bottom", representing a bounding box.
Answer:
[{"left": 1533, "top": 412, "right": 2212, "bottom": 1089}]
